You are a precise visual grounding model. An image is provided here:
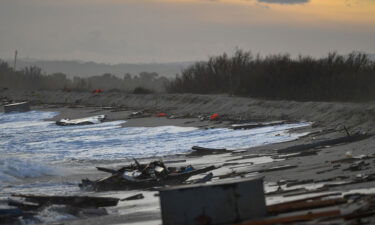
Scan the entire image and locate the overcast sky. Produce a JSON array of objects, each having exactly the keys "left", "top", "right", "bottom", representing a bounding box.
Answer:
[{"left": 1, "top": 0, "right": 374, "bottom": 63}]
